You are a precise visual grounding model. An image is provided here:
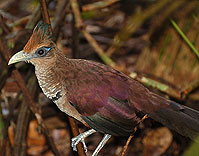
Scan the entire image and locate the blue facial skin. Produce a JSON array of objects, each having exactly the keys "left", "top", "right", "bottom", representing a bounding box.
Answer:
[{"left": 45, "top": 47, "right": 52, "bottom": 52}]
